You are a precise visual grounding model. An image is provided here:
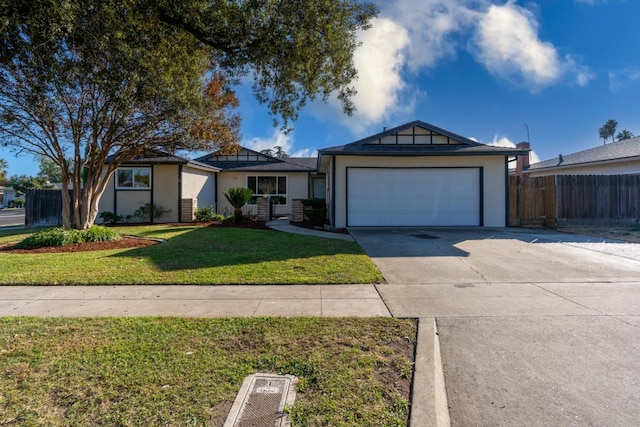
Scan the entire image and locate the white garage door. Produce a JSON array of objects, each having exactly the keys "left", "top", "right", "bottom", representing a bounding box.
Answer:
[{"left": 347, "top": 168, "right": 481, "bottom": 226}]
